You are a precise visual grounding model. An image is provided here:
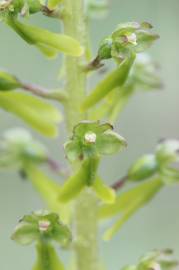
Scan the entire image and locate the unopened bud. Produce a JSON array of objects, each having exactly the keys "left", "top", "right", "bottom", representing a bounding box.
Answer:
[{"left": 128, "top": 154, "right": 158, "bottom": 181}]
